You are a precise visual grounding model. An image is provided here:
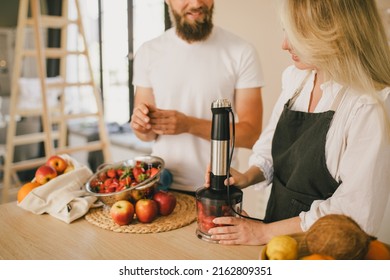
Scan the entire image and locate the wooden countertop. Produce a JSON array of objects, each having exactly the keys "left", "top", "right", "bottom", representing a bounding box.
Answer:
[{"left": 0, "top": 201, "right": 262, "bottom": 260}]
